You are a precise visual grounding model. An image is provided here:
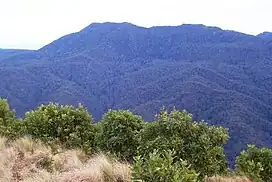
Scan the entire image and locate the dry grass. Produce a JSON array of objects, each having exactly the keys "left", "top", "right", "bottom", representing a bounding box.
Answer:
[
  {"left": 0, "top": 136, "right": 252, "bottom": 182},
  {"left": 205, "top": 176, "right": 252, "bottom": 182},
  {"left": 56, "top": 154, "right": 131, "bottom": 182},
  {"left": 0, "top": 136, "right": 131, "bottom": 182}
]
